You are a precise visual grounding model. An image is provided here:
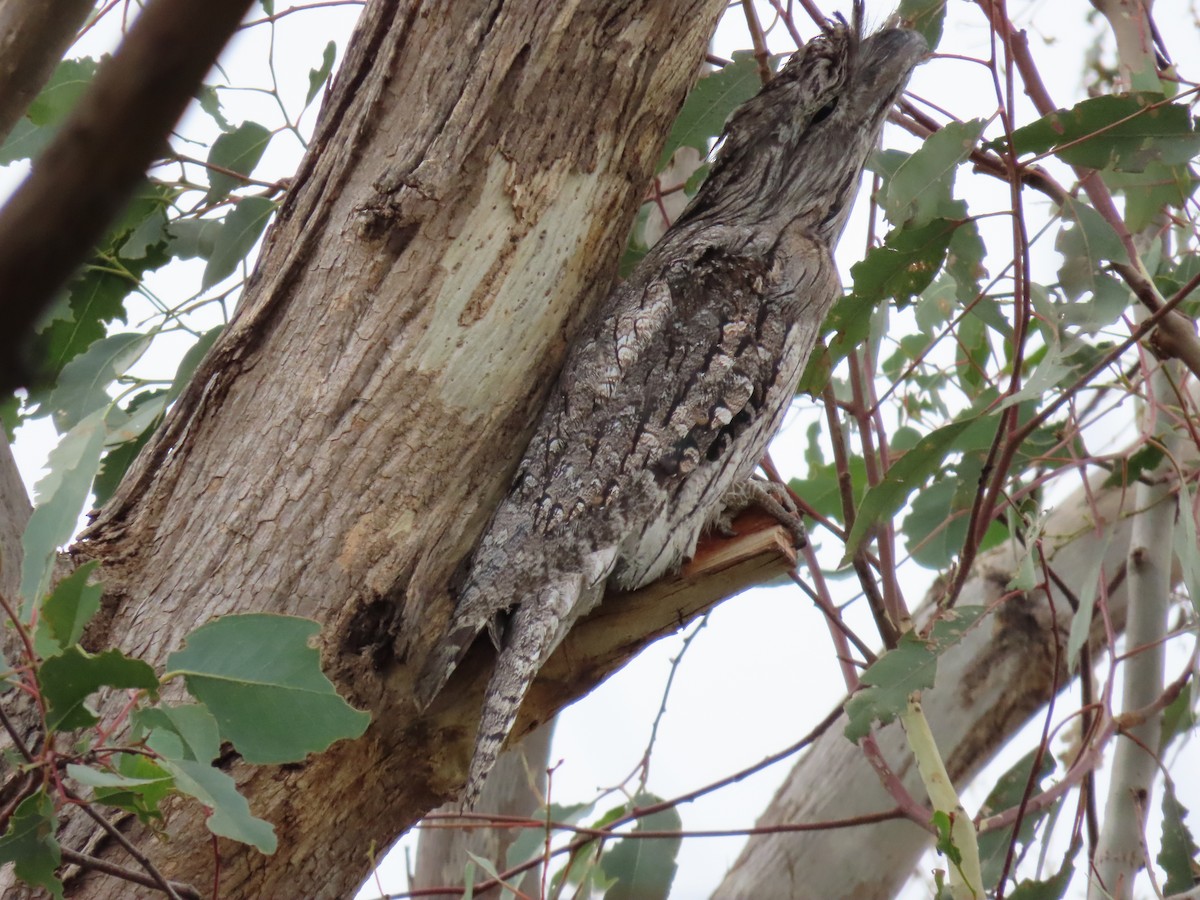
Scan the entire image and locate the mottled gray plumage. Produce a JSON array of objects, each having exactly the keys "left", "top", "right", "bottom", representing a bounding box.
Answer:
[{"left": 418, "top": 7, "right": 926, "bottom": 806}]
